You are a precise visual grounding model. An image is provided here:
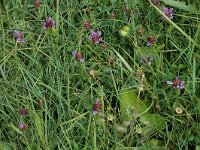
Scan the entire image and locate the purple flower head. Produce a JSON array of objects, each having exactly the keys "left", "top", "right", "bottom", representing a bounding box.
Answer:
[
  {"left": 162, "top": 6, "right": 174, "bottom": 20},
  {"left": 152, "top": 0, "right": 160, "bottom": 6},
  {"left": 72, "top": 50, "right": 84, "bottom": 62},
  {"left": 13, "top": 30, "right": 24, "bottom": 43},
  {"left": 88, "top": 31, "right": 102, "bottom": 45},
  {"left": 19, "top": 108, "right": 27, "bottom": 116},
  {"left": 83, "top": 21, "right": 91, "bottom": 30},
  {"left": 18, "top": 122, "right": 25, "bottom": 131},
  {"left": 167, "top": 76, "right": 185, "bottom": 89},
  {"left": 140, "top": 56, "right": 153, "bottom": 65},
  {"left": 34, "top": 0, "right": 41, "bottom": 7},
  {"left": 43, "top": 17, "right": 55, "bottom": 29},
  {"left": 147, "top": 36, "right": 156, "bottom": 46},
  {"left": 92, "top": 100, "right": 102, "bottom": 115}
]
